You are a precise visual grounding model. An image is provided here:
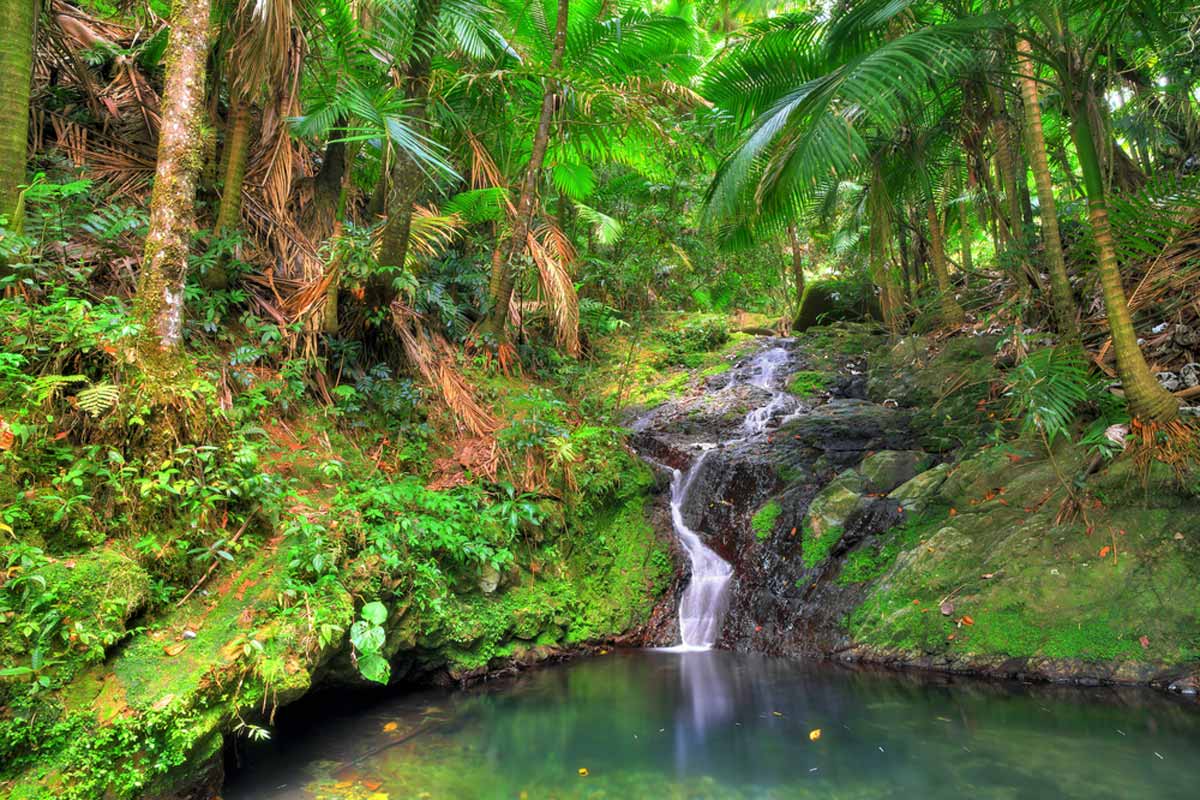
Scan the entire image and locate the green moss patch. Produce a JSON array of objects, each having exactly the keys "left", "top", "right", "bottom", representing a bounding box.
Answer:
[{"left": 751, "top": 501, "right": 782, "bottom": 540}]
